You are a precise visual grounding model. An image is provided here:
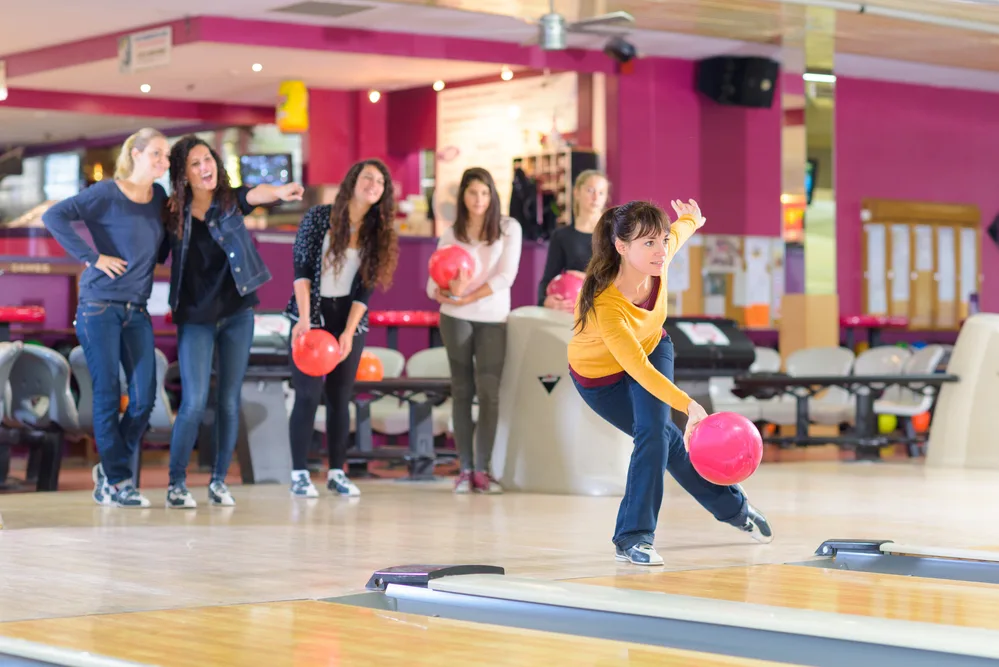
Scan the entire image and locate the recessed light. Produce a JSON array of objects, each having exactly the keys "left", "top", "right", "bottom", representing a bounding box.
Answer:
[
  {"left": 368, "top": 90, "right": 381, "bottom": 103},
  {"left": 252, "top": 63, "right": 263, "bottom": 72},
  {"left": 501, "top": 67, "right": 513, "bottom": 81},
  {"left": 140, "top": 84, "right": 151, "bottom": 93},
  {"left": 433, "top": 80, "right": 445, "bottom": 92}
]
